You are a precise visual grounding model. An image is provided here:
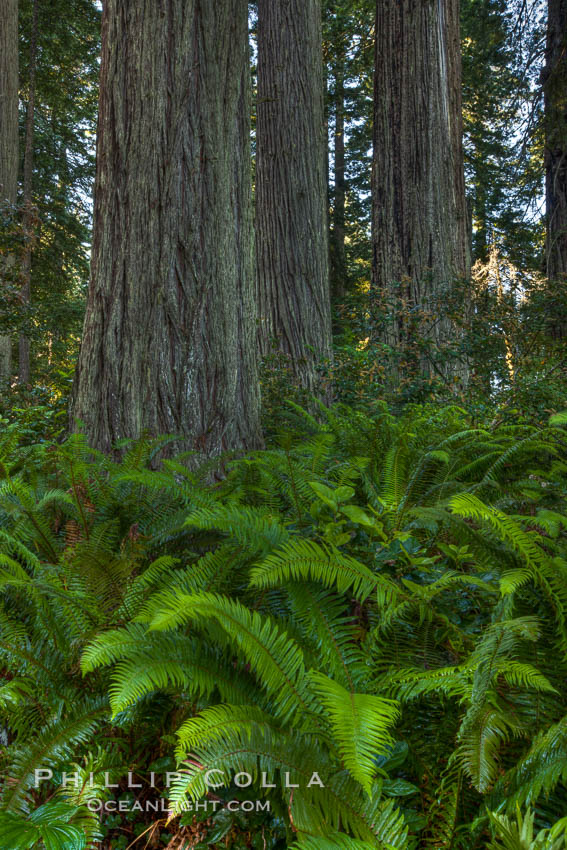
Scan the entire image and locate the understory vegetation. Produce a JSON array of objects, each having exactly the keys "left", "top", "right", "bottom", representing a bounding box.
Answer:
[{"left": 1, "top": 403, "right": 567, "bottom": 848}]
